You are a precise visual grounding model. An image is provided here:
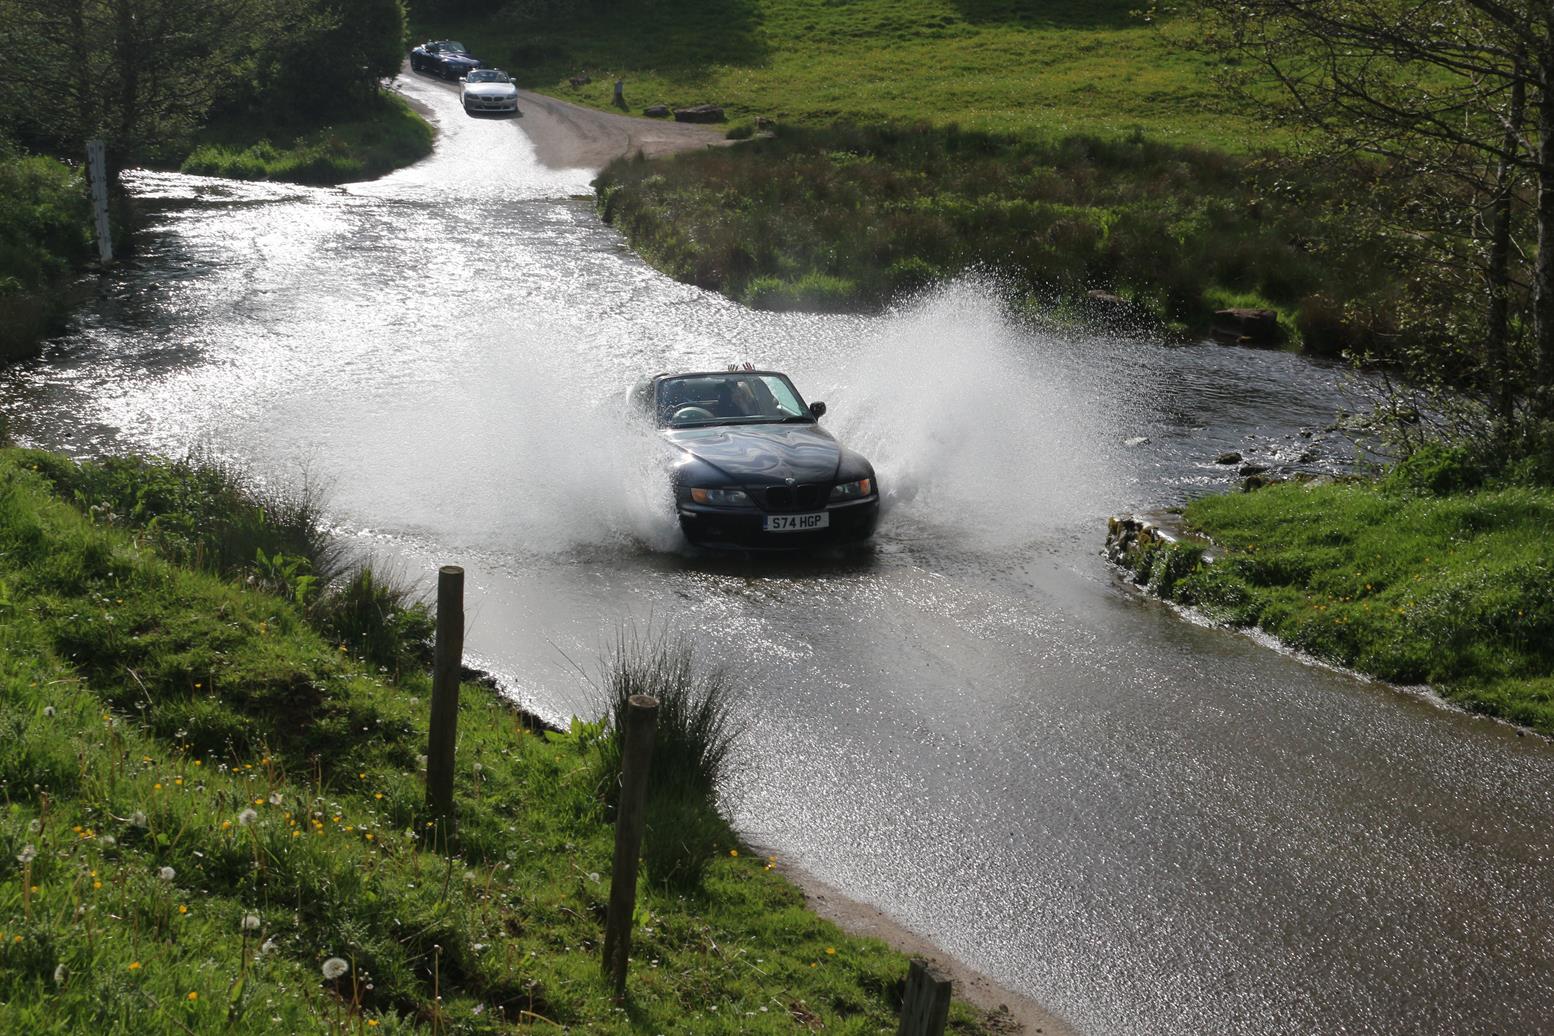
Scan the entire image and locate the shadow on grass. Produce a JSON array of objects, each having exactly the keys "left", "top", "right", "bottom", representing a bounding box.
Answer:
[
  {"left": 948, "top": 0, "right": 1143, "bottom": 29},
  {"left": 433, "top": 0, "right": 772, "bottom": 88}
]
